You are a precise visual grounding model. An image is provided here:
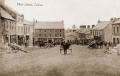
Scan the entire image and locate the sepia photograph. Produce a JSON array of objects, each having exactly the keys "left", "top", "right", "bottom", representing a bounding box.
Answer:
[{"left": 0, "top": 0, "right": 120, "bottom": 76}]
